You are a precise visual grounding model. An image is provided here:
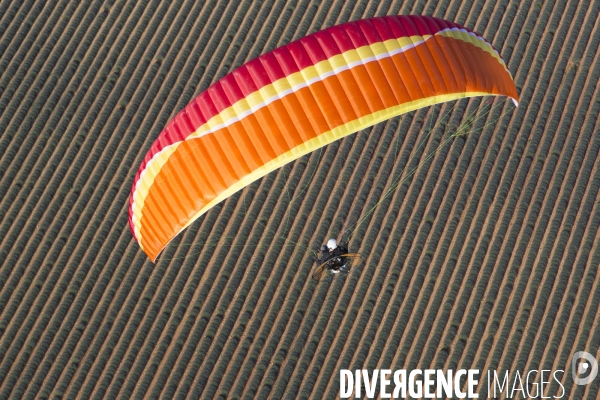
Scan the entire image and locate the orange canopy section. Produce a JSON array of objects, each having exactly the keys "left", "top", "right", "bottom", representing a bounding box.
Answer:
[{"left": 129, "top": 15, "right": 518, "bottom": 262}]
